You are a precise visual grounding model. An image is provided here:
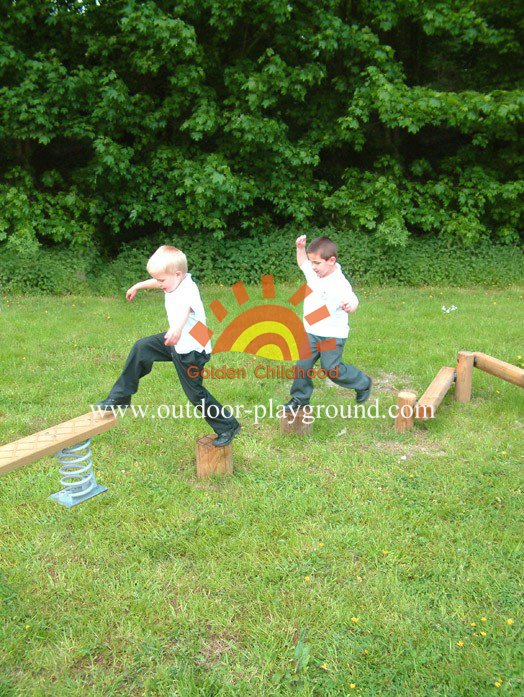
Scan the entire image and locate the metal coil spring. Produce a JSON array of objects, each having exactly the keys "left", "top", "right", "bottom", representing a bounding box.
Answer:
[{"left": 56, "top": 439, "right": 96, "bottom": 500}]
